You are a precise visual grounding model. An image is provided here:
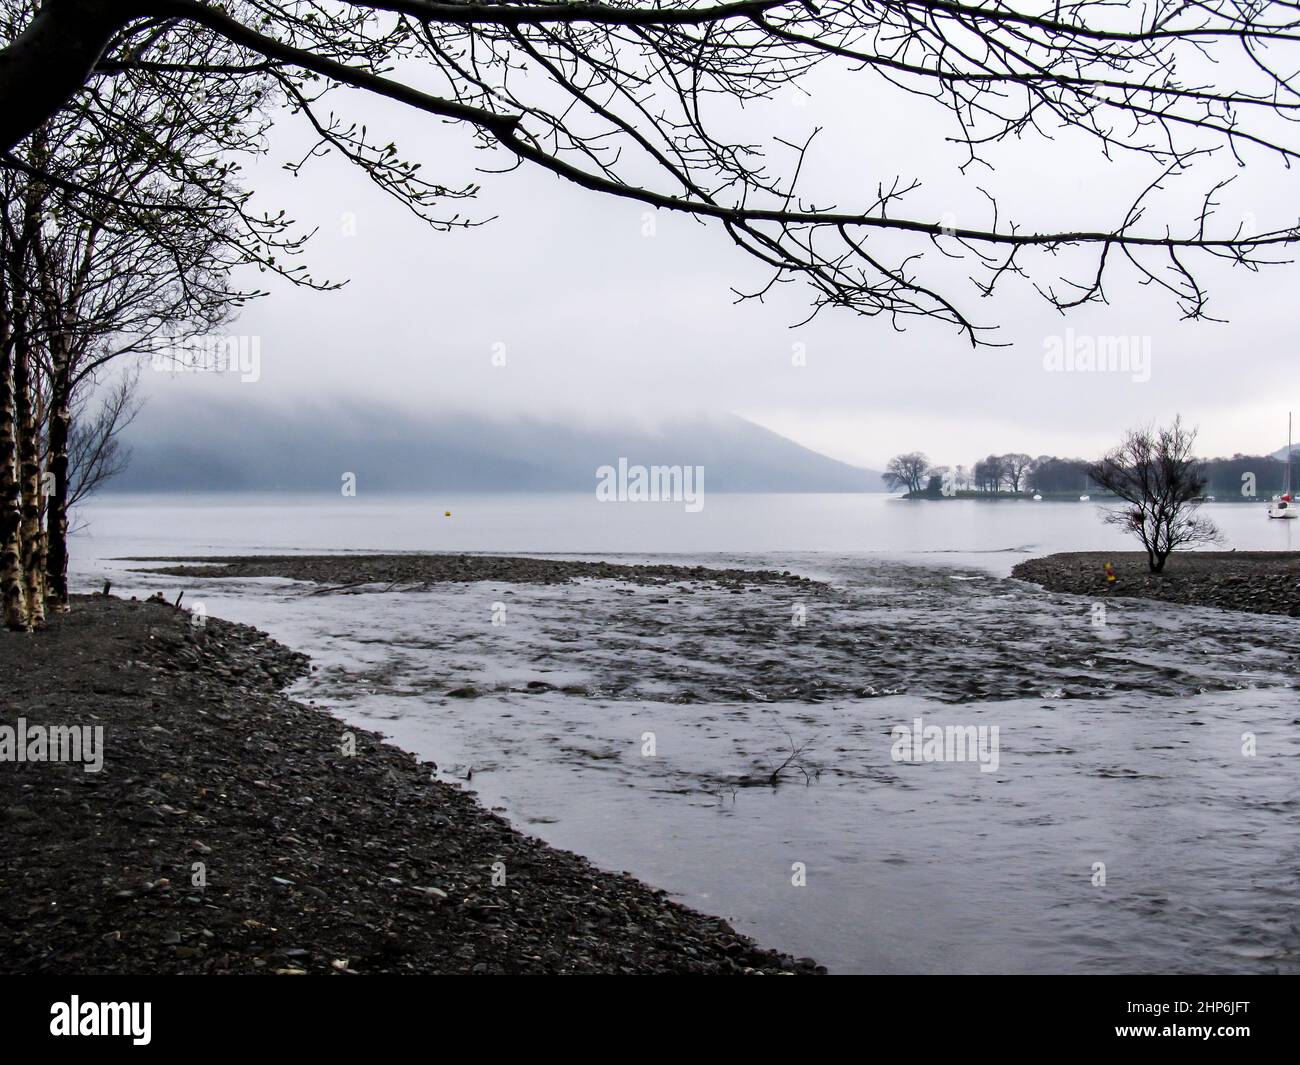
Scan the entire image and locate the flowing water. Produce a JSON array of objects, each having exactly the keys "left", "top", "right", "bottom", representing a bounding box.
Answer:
[{"left": 72, "top": 493, "right": 1300, "bottom": 973}]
